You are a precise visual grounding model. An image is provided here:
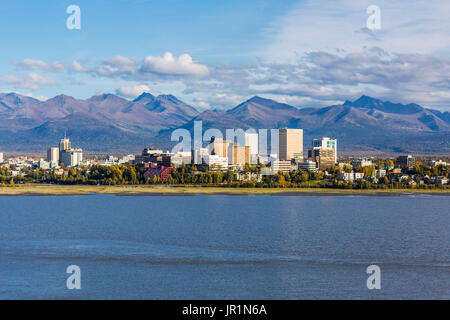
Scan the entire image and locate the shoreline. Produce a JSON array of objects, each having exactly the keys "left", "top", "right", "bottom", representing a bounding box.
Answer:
[{"left": 0, "top": 185, "right": 449, "bottom": 197}]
